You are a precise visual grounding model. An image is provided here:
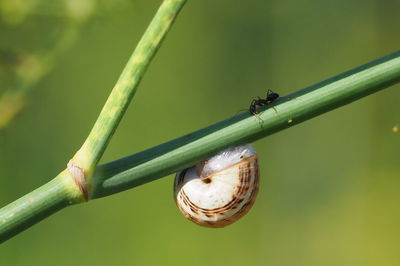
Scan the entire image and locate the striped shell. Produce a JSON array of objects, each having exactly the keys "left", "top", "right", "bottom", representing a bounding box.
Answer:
[{"left": 174, "top": 145, "right": 259, "bottom": 228}]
